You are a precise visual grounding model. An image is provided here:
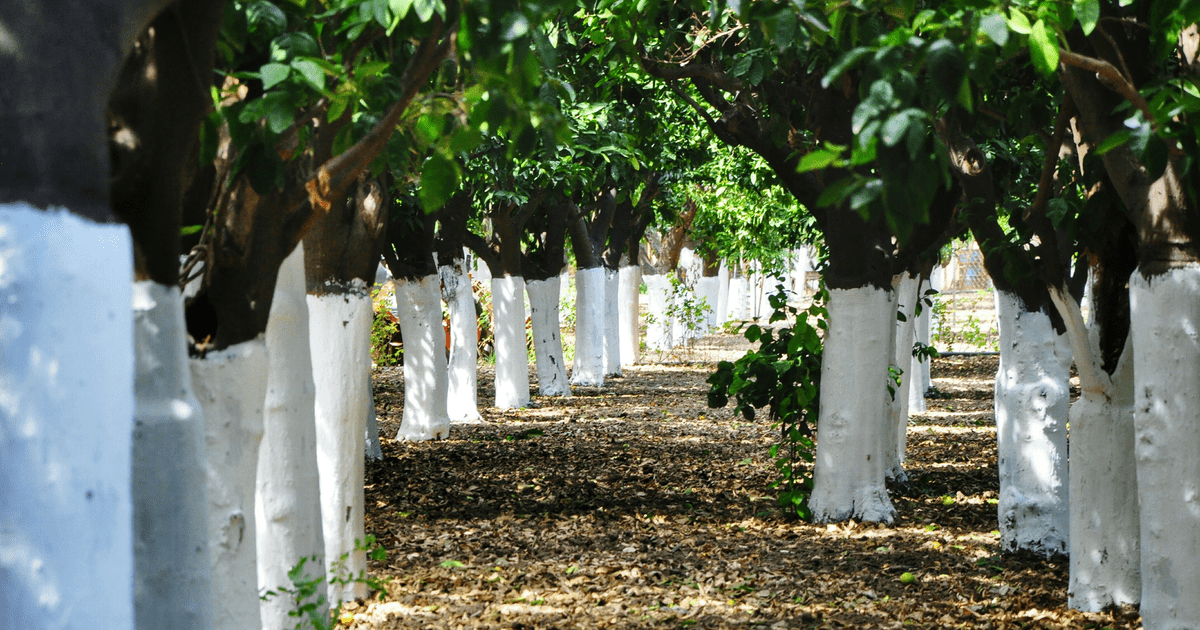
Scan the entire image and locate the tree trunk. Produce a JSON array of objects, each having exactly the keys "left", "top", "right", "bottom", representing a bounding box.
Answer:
[
  {"left": 492, "top": 275, "right": 532, "bottom": 408},
  {"left": 1129, "top": 267, "right": 1200, "bottom": 628},
  {"left": 440, "top": 257, "right": 484, "bottom": 420},
  {"left": 392, "top": 275, "right": 453, "bottom": 440},
  {"left": 885, "top": 271, "right": 920, "bottom": 482},
  {"left": 716, "top": 260, "right": 731, "bottom": 325},
  {"left": 0, "top": 205, "right": 139, "bottom": 629},
  {"left": 643, "top": 274, "right": 673, "bottom": 352},
  {"left": 618, "top": 263, "right": 642, "bottom": 366},
  {"left": 527, "top": 277, "right": 571, "bottom": 396},
  {"left": 307, "top": 286, "right": 372, "bottom": 603},
  {"left": 993, "top": 290, "right": 1071, "bottom": 556},
  {"left": 602, "top": 267, "right": 622, "bottom": 376},
  {"left": 191, "top": 338, "right": 269, "bottom": 630},
  {"left": 133, "top": 281, "right": 212, "bottom": 629},
  {"left": 809, "top": 286, "right": 898, "bottom": 524},
  {"left": 571, "top": 267, "right": 608, "bottom": 385},
  {"left": 256, "top": 244, "right": 327, "bottom": 629},
  {"left": 1046, "top": 284, "right": 1140, "bottom": 611}
]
